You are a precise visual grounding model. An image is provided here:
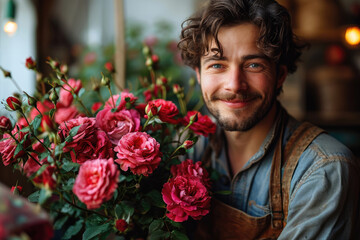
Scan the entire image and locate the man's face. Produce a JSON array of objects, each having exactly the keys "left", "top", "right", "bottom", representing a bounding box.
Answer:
[{"left": 196, "top": 23, "right": 286, "bottom": 131}]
